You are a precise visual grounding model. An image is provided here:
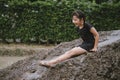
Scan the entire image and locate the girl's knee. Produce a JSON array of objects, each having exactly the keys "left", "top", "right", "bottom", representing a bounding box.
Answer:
[
  {"left": 65, "top": 50, "right": 71, "bottom": 55},
  {"left": 65, "top": 47, "right": 83, "bottom": 55},
  {"left": 64, "top": 50, "right": 74, "bottom": 56},
  {"left": 70, "top": 47, "right": 79, "bottom": 52},
  {"left": 68, "top": 50, "right": 76, "bottom": 56}
]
